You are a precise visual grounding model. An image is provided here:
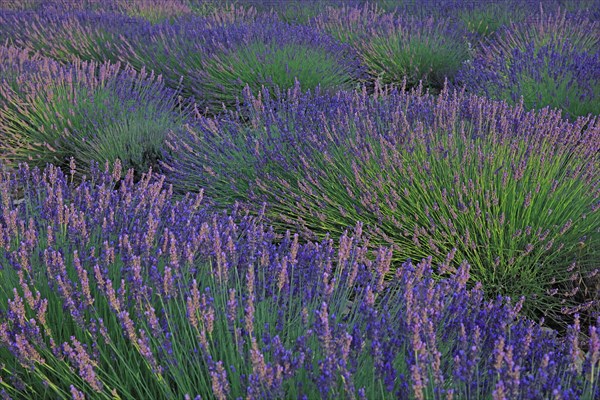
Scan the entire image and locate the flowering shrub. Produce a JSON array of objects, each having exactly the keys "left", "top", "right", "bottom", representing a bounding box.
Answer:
[
  {"left": 0, "top": 46, "right": 185, "bottom": 175},
  {"left": 193, "top": 19, "right": 365, "bottom": 113},
  {"left": 0, "top": 161, "right": 598, "bottom": 399},
  {"left": 452, "top": 0, "right": 531, "bottom": 37},
  {"left": 313, "top": 6, "right": 469, "bottom": 91},
  {"left": 163, "top": 83, "right": 600, "bottom": 328},
  {"left": 110, "top": 0, "right": 193, "bottom": 23},
  {"left": 482, "top": 7, "right": 599, "bottom": 57},
  {"left": 0, "top": 0, "right": 105, "bottom": 11},
  {"left": 458, "top": 41, "right": 600, "bottom": 119}
]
